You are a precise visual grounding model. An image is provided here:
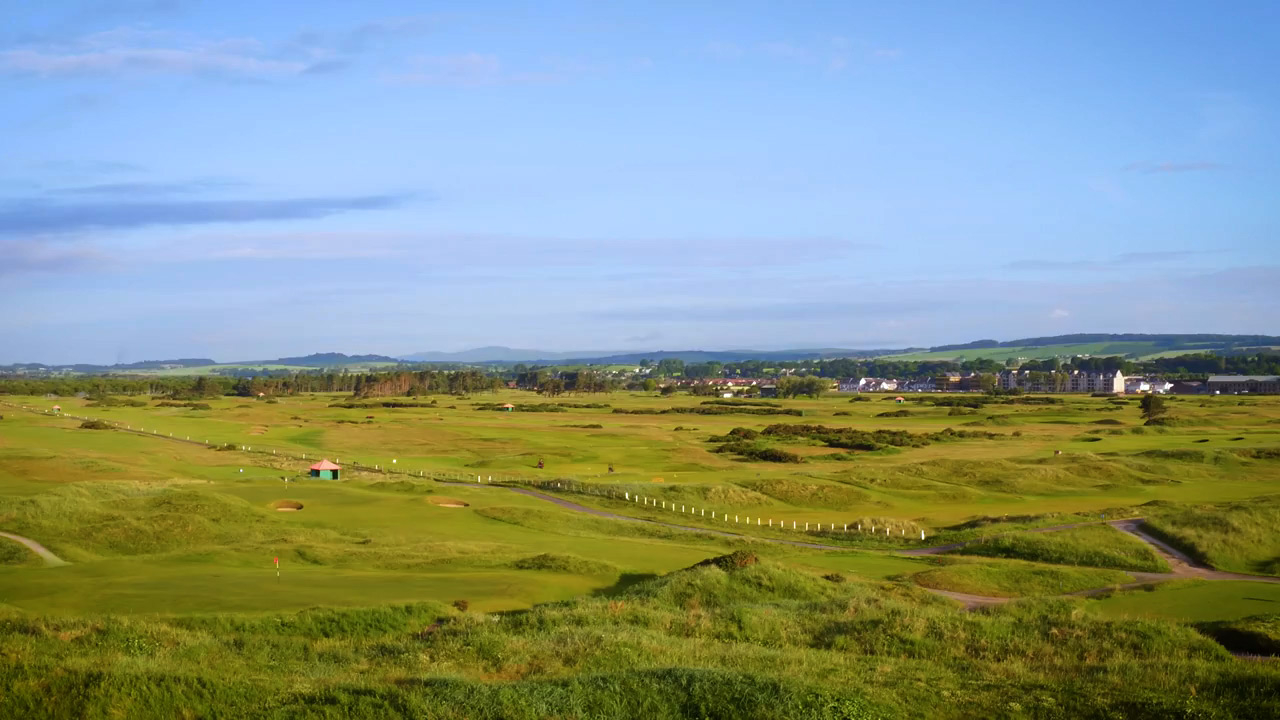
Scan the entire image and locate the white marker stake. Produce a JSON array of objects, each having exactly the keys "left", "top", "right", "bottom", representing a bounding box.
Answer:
[
  {"left": 922, "top": 530, "right": 926, "bottom": 540},
  {"left": 805, "top": 522, "right": 809, "bottom": 531},
  {"left": 682, "top": 505, "right": 685, "bottom": 512},
  {"left": 625, "top": 492, "right": 630, "bottom": 500},
  {"left": 735, "top": 515, "right": 738, "bottom": 523},
  {"left": 844, "top": 524, "right": 847, "bottom": 532},
  {"left": 792, "top": 521, "right": 796, "bottom": 530},
  {"left": 757, "top": 518, "right": 760, "bottom": 526}
]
